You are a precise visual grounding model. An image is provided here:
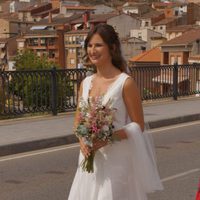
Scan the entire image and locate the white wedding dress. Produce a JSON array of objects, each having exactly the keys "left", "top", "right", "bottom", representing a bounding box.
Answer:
[{"left": 68, "top": 73, "right": 163, "bottom": 200}]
